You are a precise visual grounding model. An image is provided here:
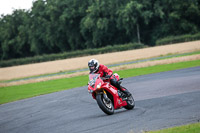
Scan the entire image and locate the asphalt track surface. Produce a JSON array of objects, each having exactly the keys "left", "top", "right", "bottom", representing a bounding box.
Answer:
[{"left": 0, "top": 67, "right": 200, "bottom": 133}]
